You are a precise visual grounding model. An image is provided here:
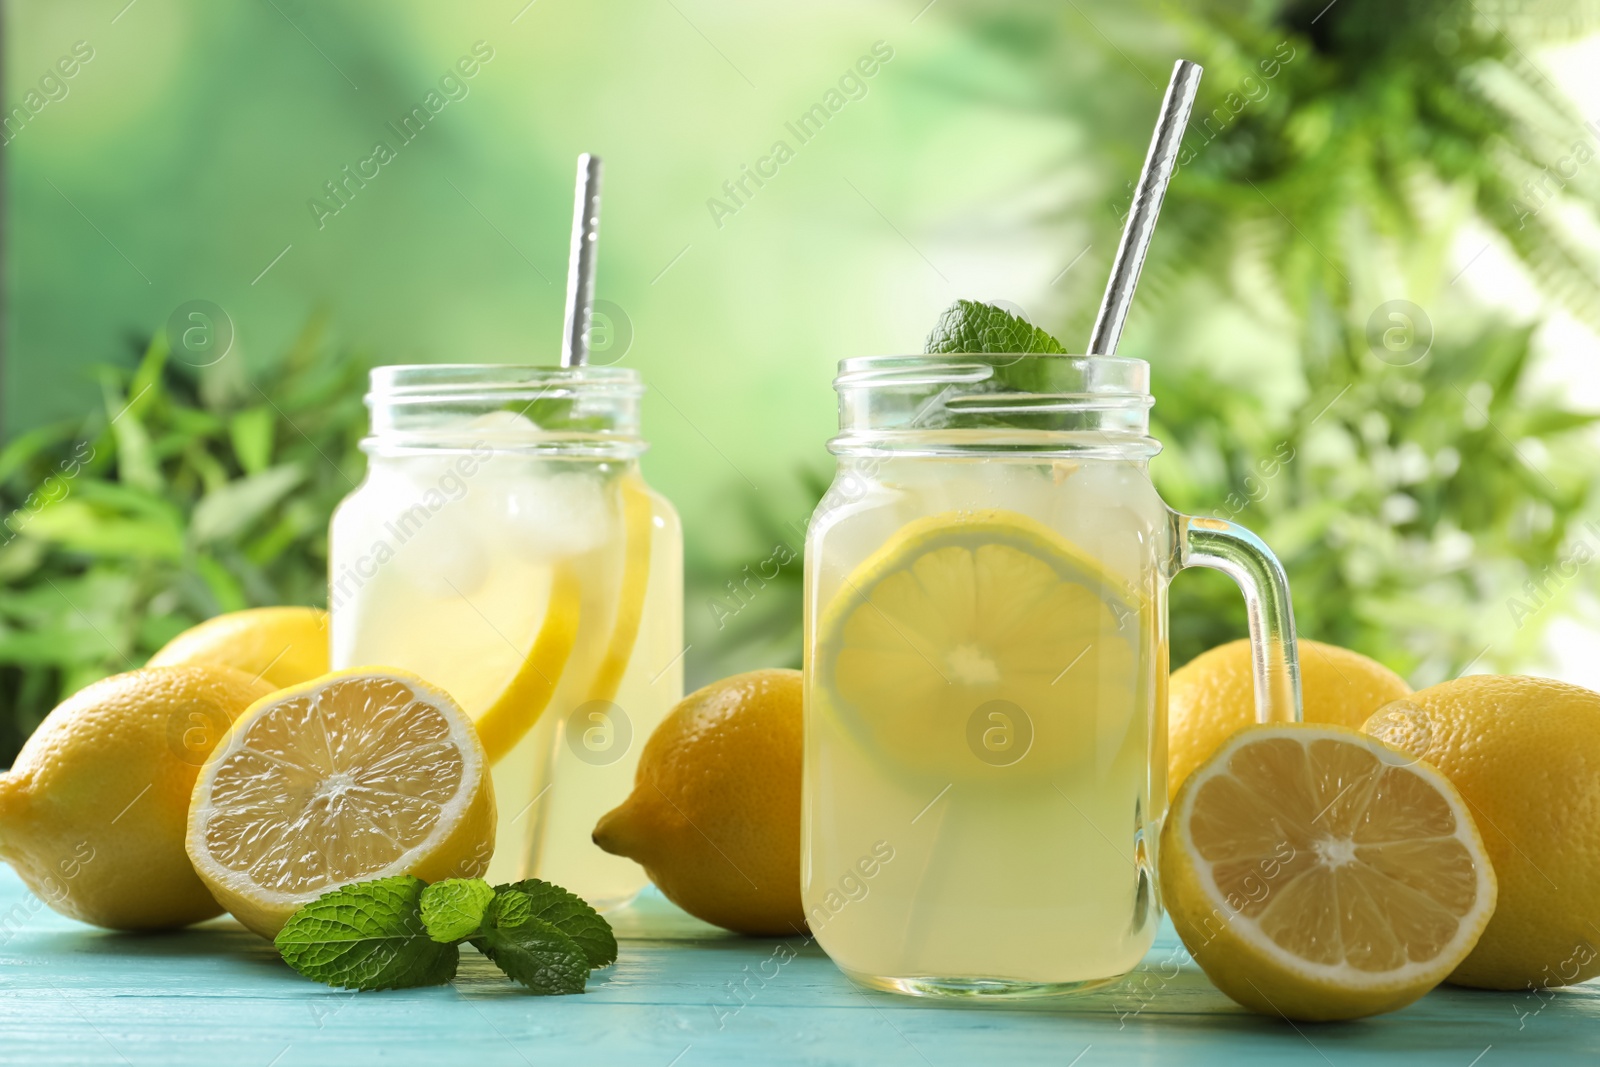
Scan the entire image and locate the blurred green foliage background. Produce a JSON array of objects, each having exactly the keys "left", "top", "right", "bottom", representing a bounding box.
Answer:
[{"left": 5, "top": 0, "right": 1600, "bottom": 761}]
